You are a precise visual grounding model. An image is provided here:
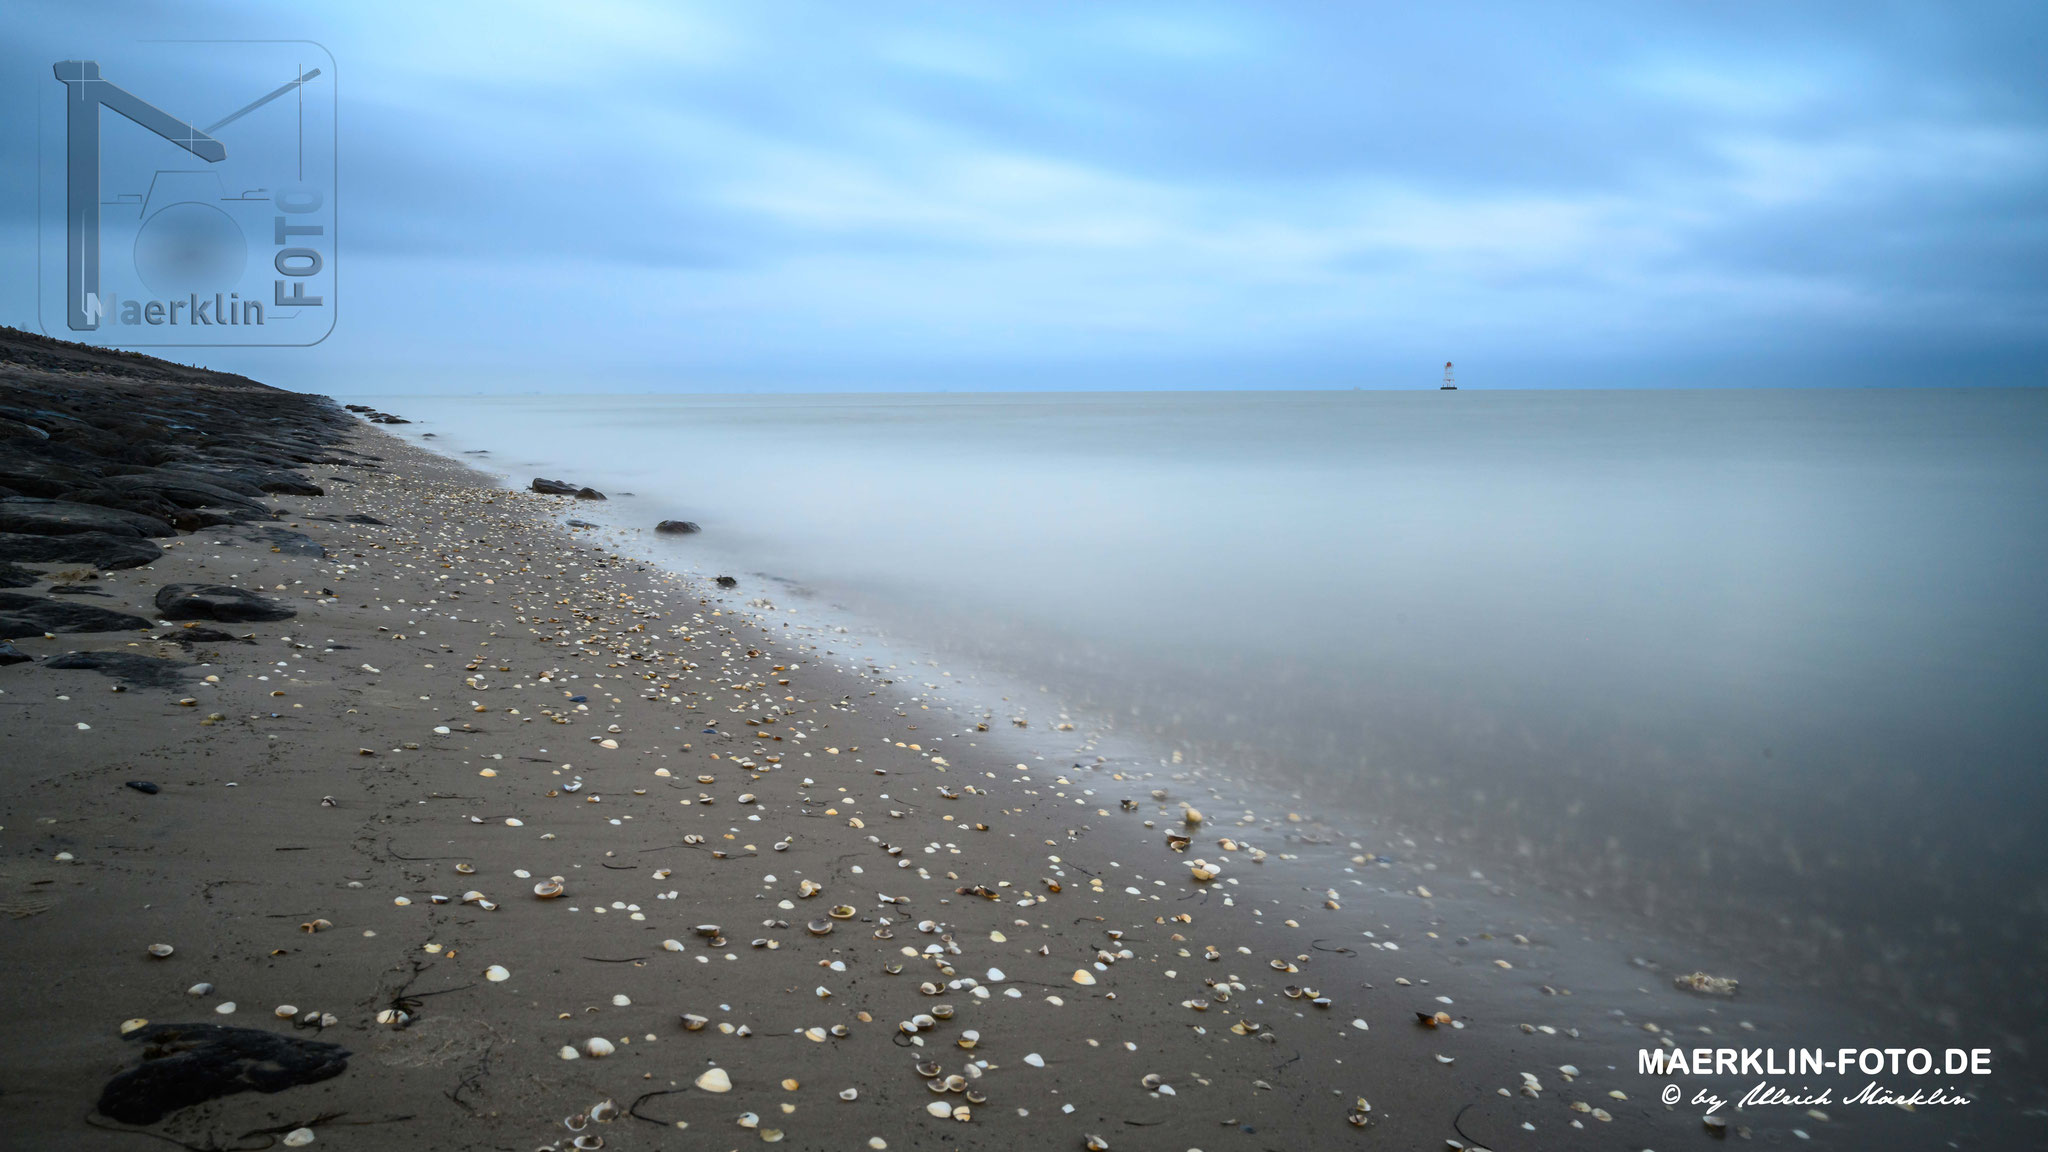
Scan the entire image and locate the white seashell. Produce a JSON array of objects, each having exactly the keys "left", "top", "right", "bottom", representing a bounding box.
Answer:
[
  {"left": 281, "top": 1129, "right": 316, "bottom": 1147},
  {"left": 738, "top": 1112, "right": 760, "bottom": 1129},
  {"left": 986, "top": 967, "right": 1006, "bottom": 982},
  {"left": 186, "top": 983, "right": 212, "bottom": 997},
  {"left": 485, "top": 965, "right": 511, "bottom": 982},
  {"left": 839, "top": 1088, "right": 858, "bottom": 1101},
  {"left": 558, "top": 1045, "right": 580, "bottom": 1060},
  {"left": 926, "top": 1101, "right": 953, "bottom": 1118},
  {"left": 274, "top": 1005, "right": 298, "bottom": 1019},
  {"left": 958, "top": 1030, "right": 979, "bottom": 1049},
  {"left": 121, "top": 1018, "right": 149, "bottom": 1035},
  {"left": 504, "top": 818, "right": 523, "bottom": 827},
  {"left": 148, "top": 943, "right": 174, "bottom": 958},
  {"left": 583, "top": 1037, "right": 615, "bottom": 1057},
  {"left": 662, "top": 939, "right": 685, "bottom": 952},
  {"left": 589, "top": 1099, "right": 619, "bottom": 1123},
  {"left": 1071, "top": 970, "right": 1096, "bottom": 985},
  {"left": 534, "top": 881, "right": 564, "bottom": 899},
  {"left": 214, "top": 1002, "right": 236, "bottom": 1015},
  {"left": 392, "top": 896, "right": 412, "bottom": 906},
  {"left": 1023, "top": 1052, "right": 1045, "bottom": 1067},
  {"left": 695, "top": 1067, "right": 732, "bottom": 1093},
  {"left": 681, "top": 1013, "right": 709, "bottom": 1031}
]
